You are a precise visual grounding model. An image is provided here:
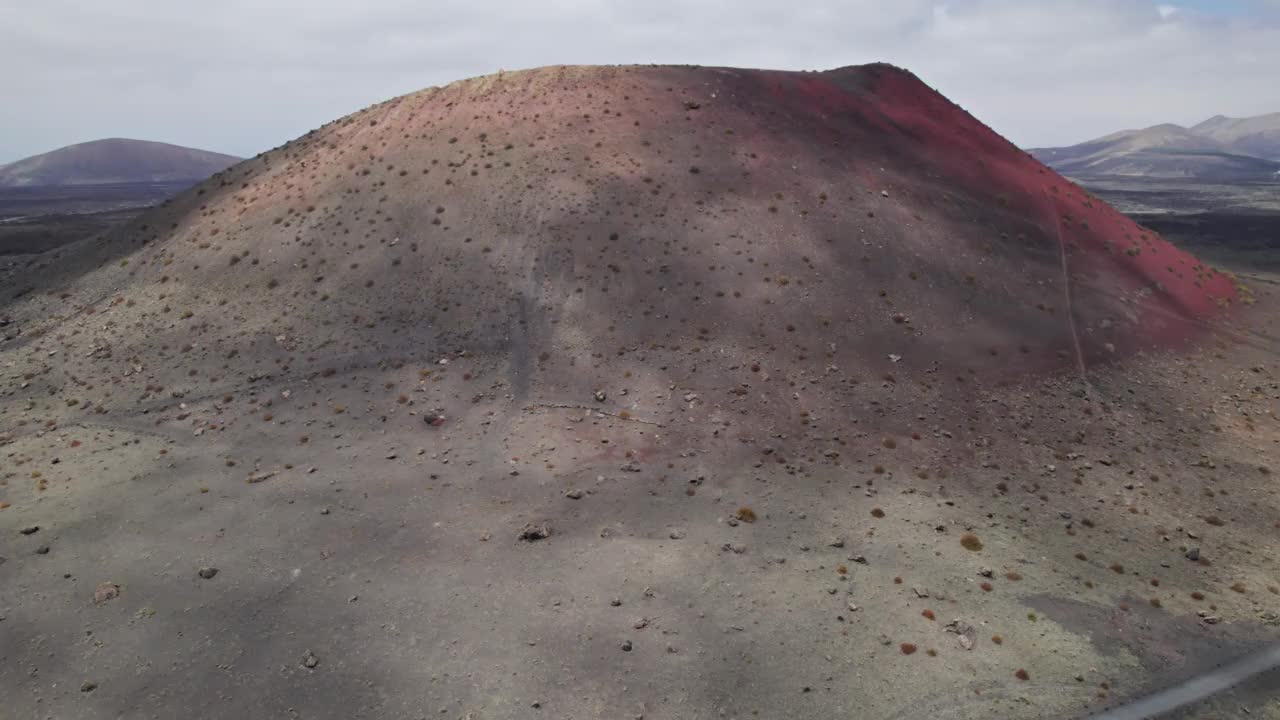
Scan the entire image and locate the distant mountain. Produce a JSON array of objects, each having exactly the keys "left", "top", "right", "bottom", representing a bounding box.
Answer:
[
  {"left": 1031, "top": 113, "right": 1280, "bottom": 180},
  {"left": 1191, "top": 112, "right": 1280, "bottom": 160},
  {"left": 0, "top": 138, "right": 241, "bottom": 188}
]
